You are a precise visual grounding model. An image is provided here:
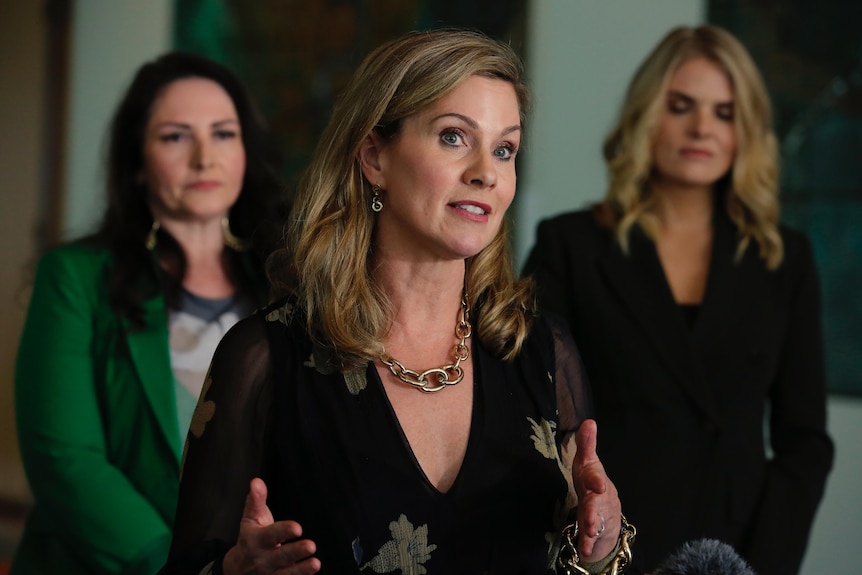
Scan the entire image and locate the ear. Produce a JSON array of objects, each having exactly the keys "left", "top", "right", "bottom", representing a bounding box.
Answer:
[{"left": 357, "top": 131, "right": 386, "bottom": 188}]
